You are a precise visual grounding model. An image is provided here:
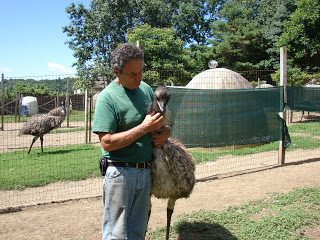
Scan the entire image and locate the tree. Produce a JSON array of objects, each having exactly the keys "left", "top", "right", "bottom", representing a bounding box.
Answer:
[
  {"left": 278, "top": 0, "right": 320, "bottom": 71},
  {"left": 127, "top": 24, "right": 196, "bottom": 85},
  {"left": 63, "top": 0, "right": 223, "bottom": 86},
  {"left": 256, "top": 0, "right": 296, "bottom": 69},
  {"left": 210, "top": 0, "right": 268, "bottom": 70},
  {"left": 13, "top": 82, "right": 54, "bottom": 96},
  {"left": 173, "top": 0, "right": 224, "bottom": 45}
]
